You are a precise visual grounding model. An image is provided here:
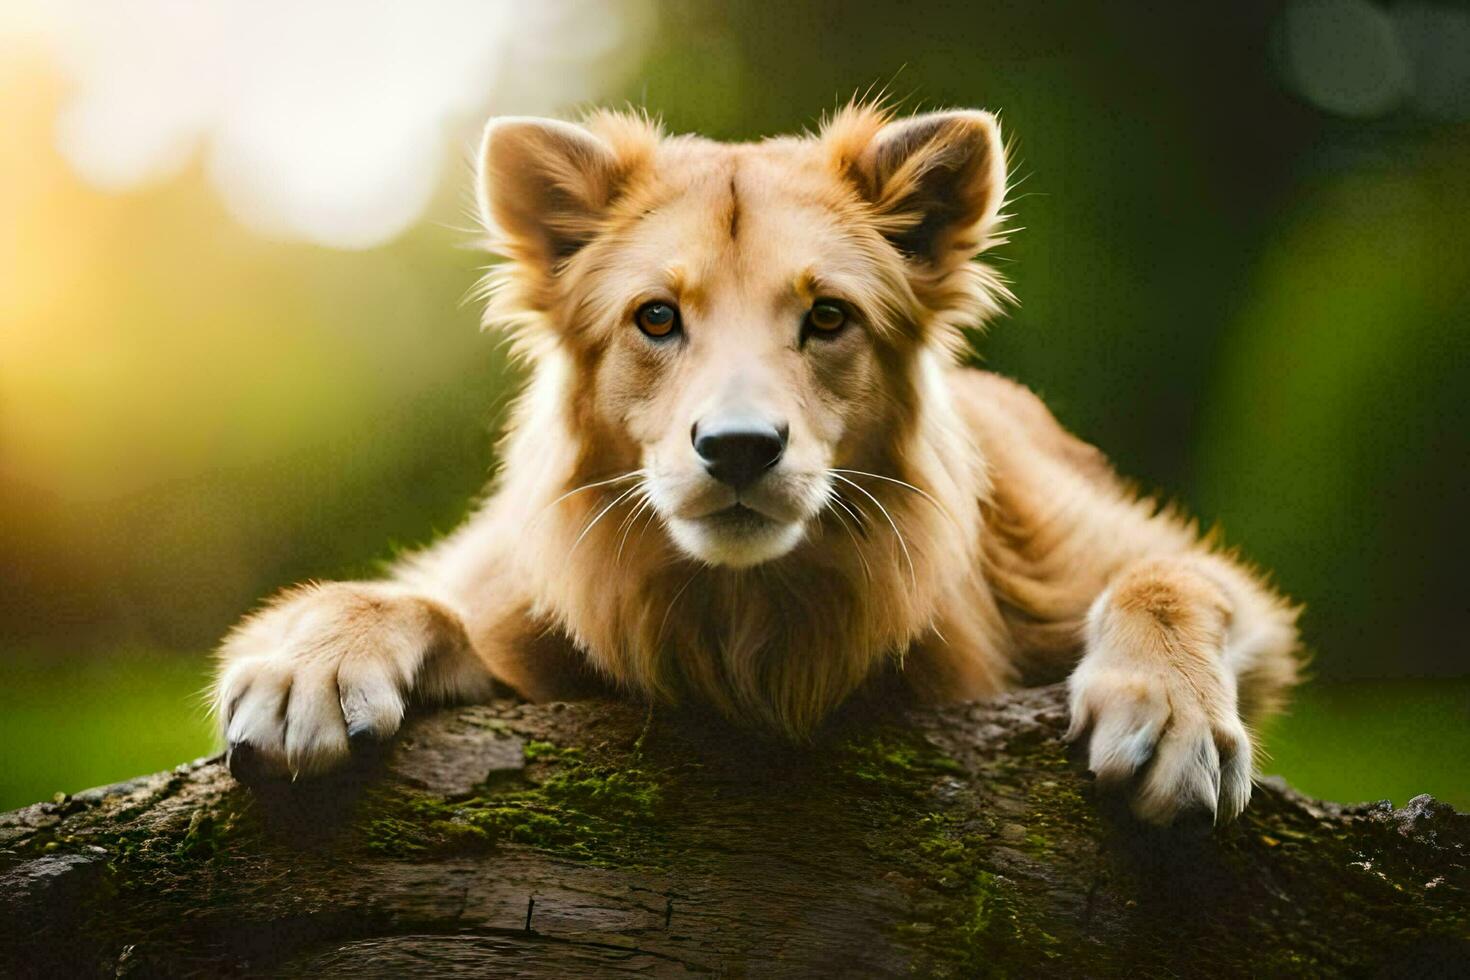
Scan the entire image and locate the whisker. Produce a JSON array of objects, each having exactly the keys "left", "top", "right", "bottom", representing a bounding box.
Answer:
[
  {"left": 614, "top": 486, "right": 649, "bottom": 538},
  {"left": 570, "top": 482, "right": 645, "bottom": 556},
  {"left": 826, "top": 494, "right": 873, "bottom": 586},
  {"left": 830, "top": 491, "right": 868, "bottom": 535},
  {"left": 830, "top": 468, "right": 963, "bottom": 533},
  {"left": 832, "top": 473, "right": 918, "bottom": 591},
  {"left": 534, "top": 470, "right": 645, "bottom": 524},
  {"left": 616, "top": 489, "right": 656, "bottom": 565},
  {"left": 655, "top": 567, "right": 702, "bottom": 653},
  {"left": 629, "top": 494, "right": 664, "bottom": 556}
]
